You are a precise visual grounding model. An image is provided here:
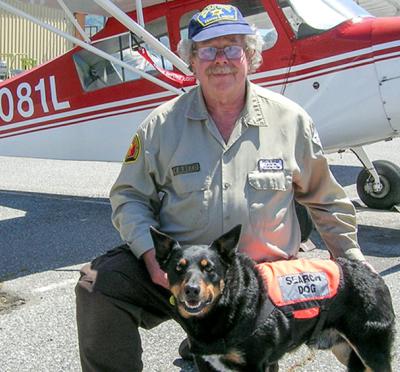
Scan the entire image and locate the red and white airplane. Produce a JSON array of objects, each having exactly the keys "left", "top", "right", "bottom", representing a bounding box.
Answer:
[{"left": 0, "top": 0, "right": 399, "bottom": 211}]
